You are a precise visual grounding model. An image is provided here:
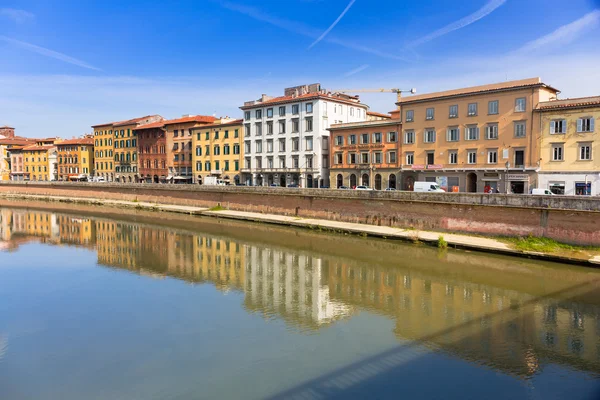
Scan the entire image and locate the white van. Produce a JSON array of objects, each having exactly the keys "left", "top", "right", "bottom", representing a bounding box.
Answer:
[
  {"left": 414, "top": 182, "right": 445, "bottom": 193},
  {"left": 531, "top": 188, "right": 554, "bottom": 195}
]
